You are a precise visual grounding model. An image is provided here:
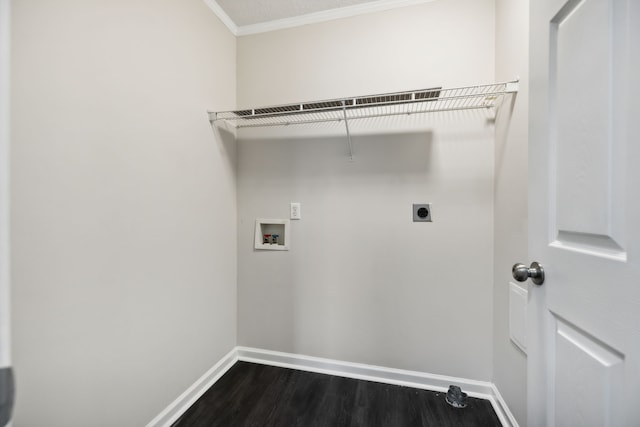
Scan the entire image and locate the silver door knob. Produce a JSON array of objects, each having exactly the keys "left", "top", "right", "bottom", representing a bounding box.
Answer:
[{"left": 512, "top": 262, "right": 545, "bottom": 285}]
